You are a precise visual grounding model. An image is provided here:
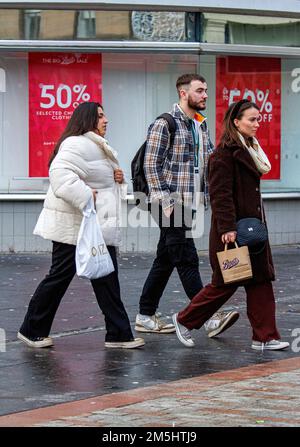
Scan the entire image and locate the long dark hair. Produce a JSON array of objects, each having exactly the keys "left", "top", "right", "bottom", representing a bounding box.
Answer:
[
  {"left": 48, "top": 101, "right": 102, "bottom": 167},
  {"left": 218, "top": 99, "right": 259, "bottom": 149}
]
